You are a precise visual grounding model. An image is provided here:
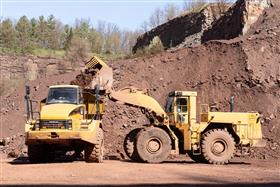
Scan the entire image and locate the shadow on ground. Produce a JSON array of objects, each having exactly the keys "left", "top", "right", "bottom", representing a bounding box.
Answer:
[
  {"left": 1, "top": 183, "right": 279, "bottom": 187},
  {"left": 9, "top": 155, "right": 251, "bottom": 165}
]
